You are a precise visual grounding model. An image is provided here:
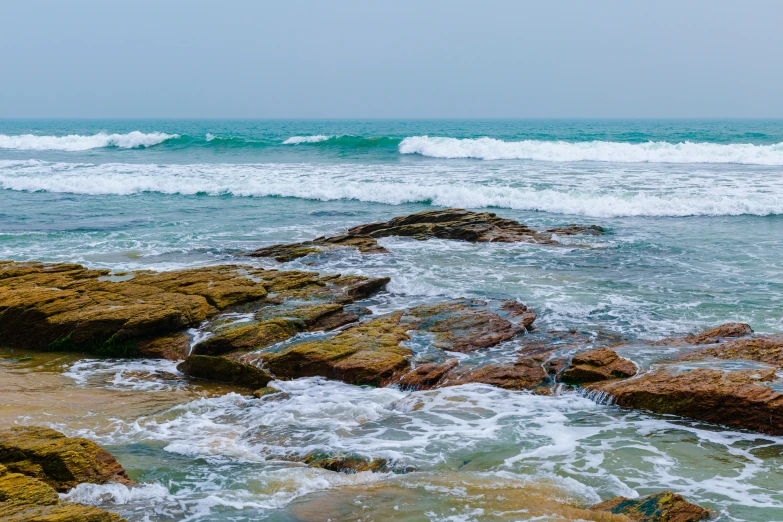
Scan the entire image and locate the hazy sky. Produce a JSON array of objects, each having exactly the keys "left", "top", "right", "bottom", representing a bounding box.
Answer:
[{"left": 2, "top": 1, "right": 782, "bottom": 118}]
